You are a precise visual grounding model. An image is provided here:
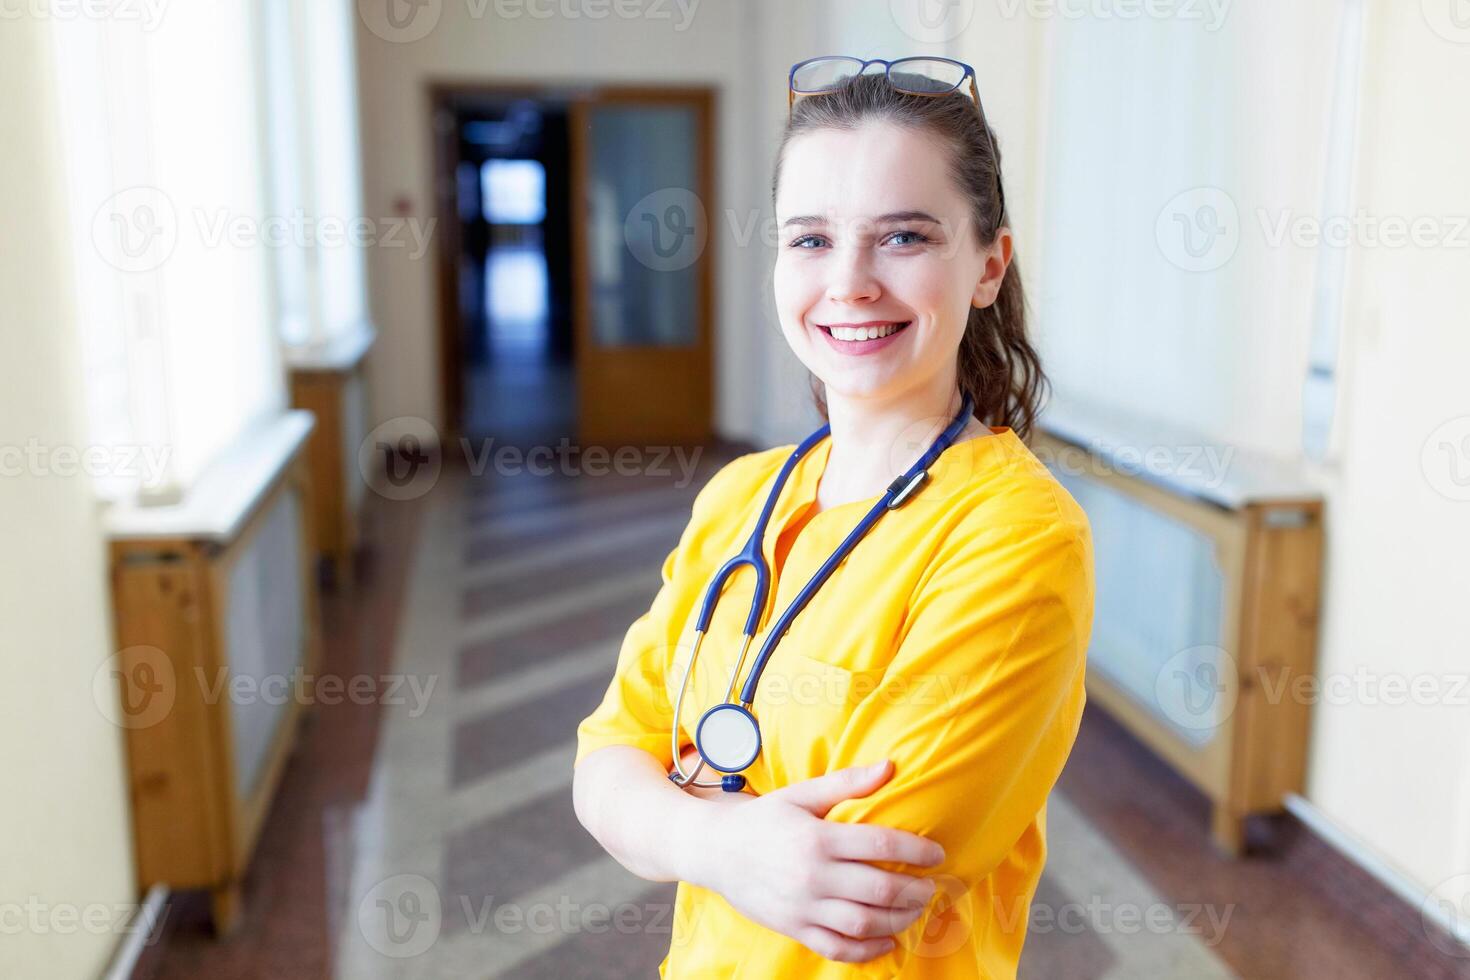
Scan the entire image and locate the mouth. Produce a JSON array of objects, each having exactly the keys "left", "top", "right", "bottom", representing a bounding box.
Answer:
[{"left": 815, "top": 319, "right": 913, "bottom": 354}]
